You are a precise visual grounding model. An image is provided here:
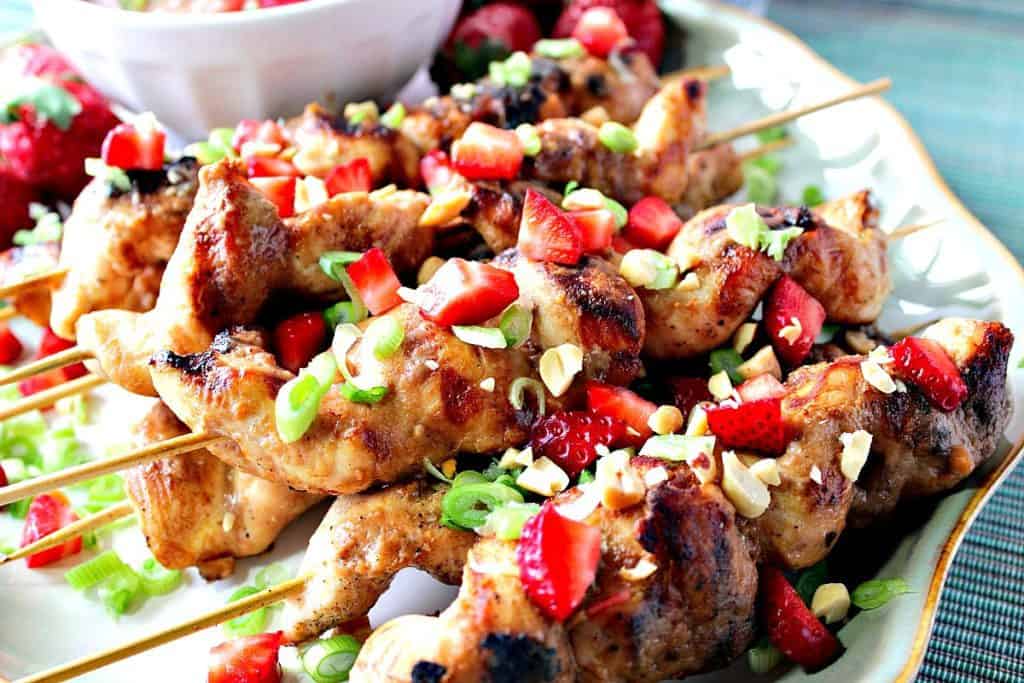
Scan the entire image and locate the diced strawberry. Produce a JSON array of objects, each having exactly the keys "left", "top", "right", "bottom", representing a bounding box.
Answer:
[
  {"left": 22, "top": 328, "right": 87, "bottom": 392},
  {"left": 325, "top": 158, "right": 373, "bottom": 195},
  {"left": 518, "top": 189, "right": 583, "bottom": 265},
  {"left": 736, "top": 374, "right": 786, "bottom": 402},
  {"left": 586, "top": 381, "right": 657, "bottom": 439},
  {"left": 570, "top": 7, "right": 630, "bottom": 58},
  {"left": 20, "top": 492, "right": 82, "bottom": 568},
  {"left": 553, "top": 0, "right": 665, "bottom": 67},
  {"left": 761, "top": 567, "right": 843, "bottom": 671},
  {"left": 451, "top": 122, "right": 523, "bottom": 181},
  {"left": 530, "top": 410, "right": 628, "bottom": 477},
  {"left": 233, "top": 119, "right": 288, "bottom": 151},
  {"left": 246, "top": 156, "right": 299, "bottom": 178},
  {"left": 889, "top": 337, "right": 968, "bottom": 411},
  {"left": 101, "top": 122, "right": 165, "bottom": 171},
  {"left": 764, "top": 275, "right": 826, "bottom": 366},
  {"left": 347, "top": 247, "right": 403, "bottom": 315},
  {"left": 272, "top": 312, "right": 327, "bottom": 374},
  {"left": 446, "top": 2, "right": 543, "bottom": 59},
  {"left": 624, "top": 196, "right": 682, "bottom": 251},
  {"left": 420, "top": 149, "right": 456, "bottom": 193},
  {"left": 18, "top": 373, "right": 61, "bottom": 398},
  {"left": 570, "top": 209, "right": 616, "bottom": 253},
  {"left": 517, "top": 502, "right": 601, "bottom": 622},
  {"left": 250, "top": 176, "right": 297, "bottom": 218},
  {"left": 706, "top": 397, "right": 788, "bottom": 454},
  {"left": 611, "top": 233, "right": 635, "bottom": 254},
  {"left": 0, "top": 327, "right": 23, "bottom": 368},
  {"left": 418, "top": 258, "right": 519, "bottom": 327},
  {"left": 208, "top": 632, "right": 283, "bottom": 683},
  {"left": 666, "top": 376, "right": 712, "bottom": 418}
]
